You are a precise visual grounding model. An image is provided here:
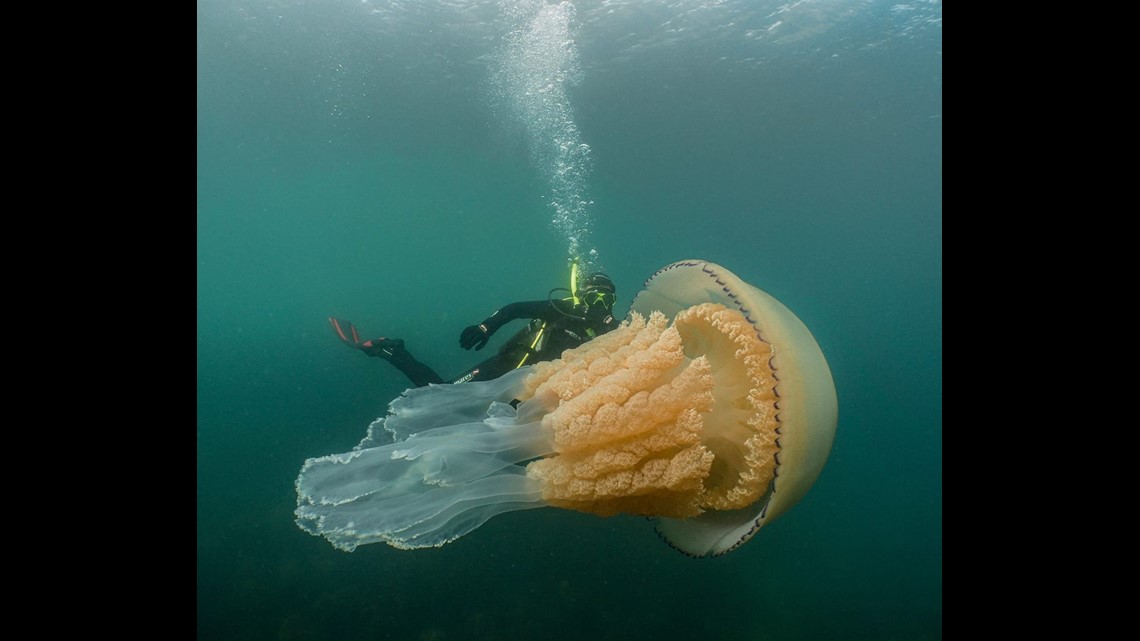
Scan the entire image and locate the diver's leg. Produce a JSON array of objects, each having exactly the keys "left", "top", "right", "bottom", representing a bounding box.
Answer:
[
  {"left": 452, "top": 355, "right": 516, "bottom": 384},
  {"left": 362, "top": 339, "right": 446, "bottom": 387}
]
